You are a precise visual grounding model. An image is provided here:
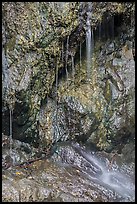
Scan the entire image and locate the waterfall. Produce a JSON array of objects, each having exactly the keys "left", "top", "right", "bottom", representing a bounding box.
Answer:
[
  {"left": 9, "top": 108, "right": 13, "bottom": 164},
  {"left": 71, "top": 144, "right": 135, "bottom": 199},
  {"left": 80, "top": 42, "right": 82, "bottom": 68},
  {"left": 86, "top": 2, "right": 93, "bottom": 81},
  {"left": 86, "top": 21, "right": 91, "bottom": 80},
  {"left": 2, "top": 49, "right": 9, "bottom": 97},
  {"left": 55, "top": 58, "right": 60, "bottom": 139},
  {"left": 71, "top": 54, "right": 75, "bottom": 84},
  {"left": 55, "top": 59, "right": 58, "bottom": 107},
  {"left": 79, "top": 2, "right": 83, "bottom": 69},
  {"left": 65, "top": 36, "right": 69, "bottom": 81},
  {"left": 71, "top": 54, "right": 75, "bottom": 134}
]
